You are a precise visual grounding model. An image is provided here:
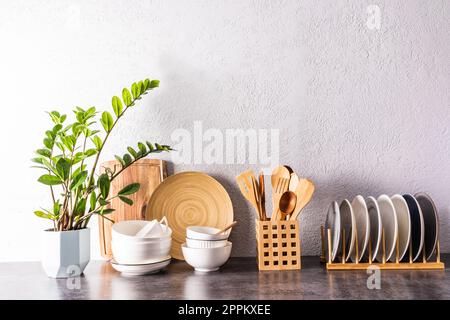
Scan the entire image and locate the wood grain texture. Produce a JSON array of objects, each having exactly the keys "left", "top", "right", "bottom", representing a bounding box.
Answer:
[
  {"left": 256, "top": 219, "right": 301, "bottom": 271},
  {"left": 98, "top": 159, "right": 167, "bottom": 259},
  {"left": 146, "top": 171, "right": 234, "bottom": 260}
]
